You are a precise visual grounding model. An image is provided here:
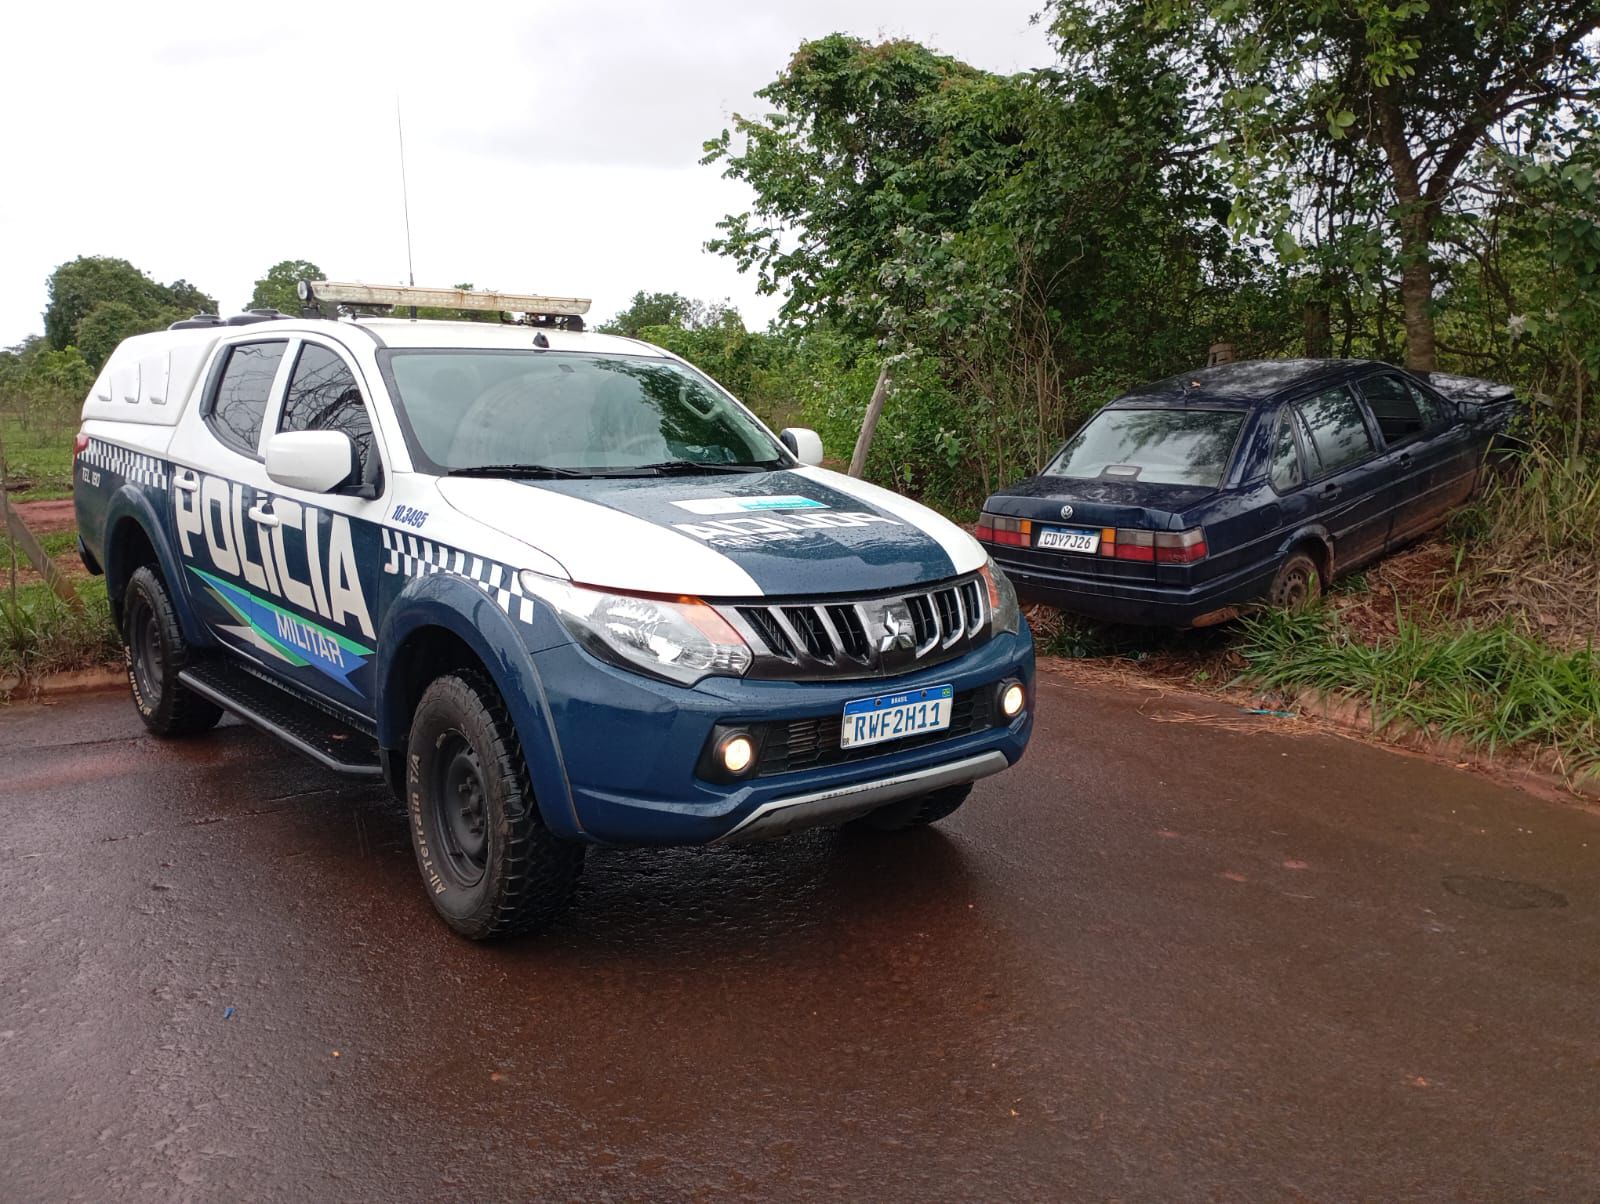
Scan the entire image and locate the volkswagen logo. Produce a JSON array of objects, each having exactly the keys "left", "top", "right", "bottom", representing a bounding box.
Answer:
[{"left": 1059, "top": 504, "right": 1074, "bottom": 520}]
